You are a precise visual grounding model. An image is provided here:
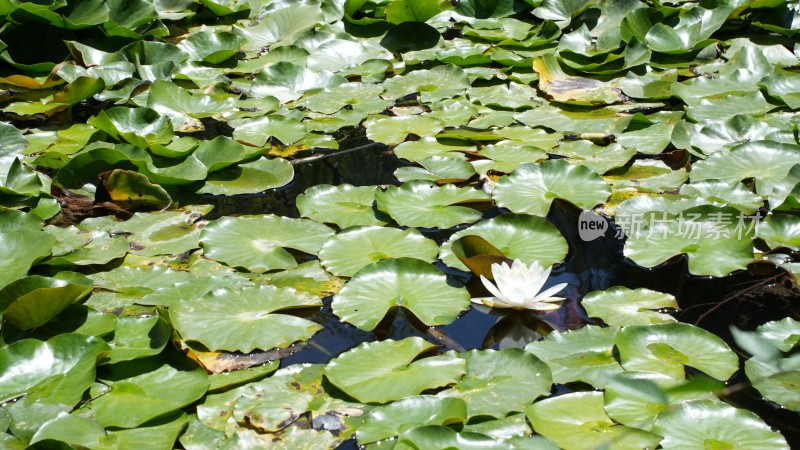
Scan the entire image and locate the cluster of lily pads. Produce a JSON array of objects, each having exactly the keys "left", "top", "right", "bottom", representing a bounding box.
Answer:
[{"left": 2, "top": 0, "right": 800, "bottom": 448}]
